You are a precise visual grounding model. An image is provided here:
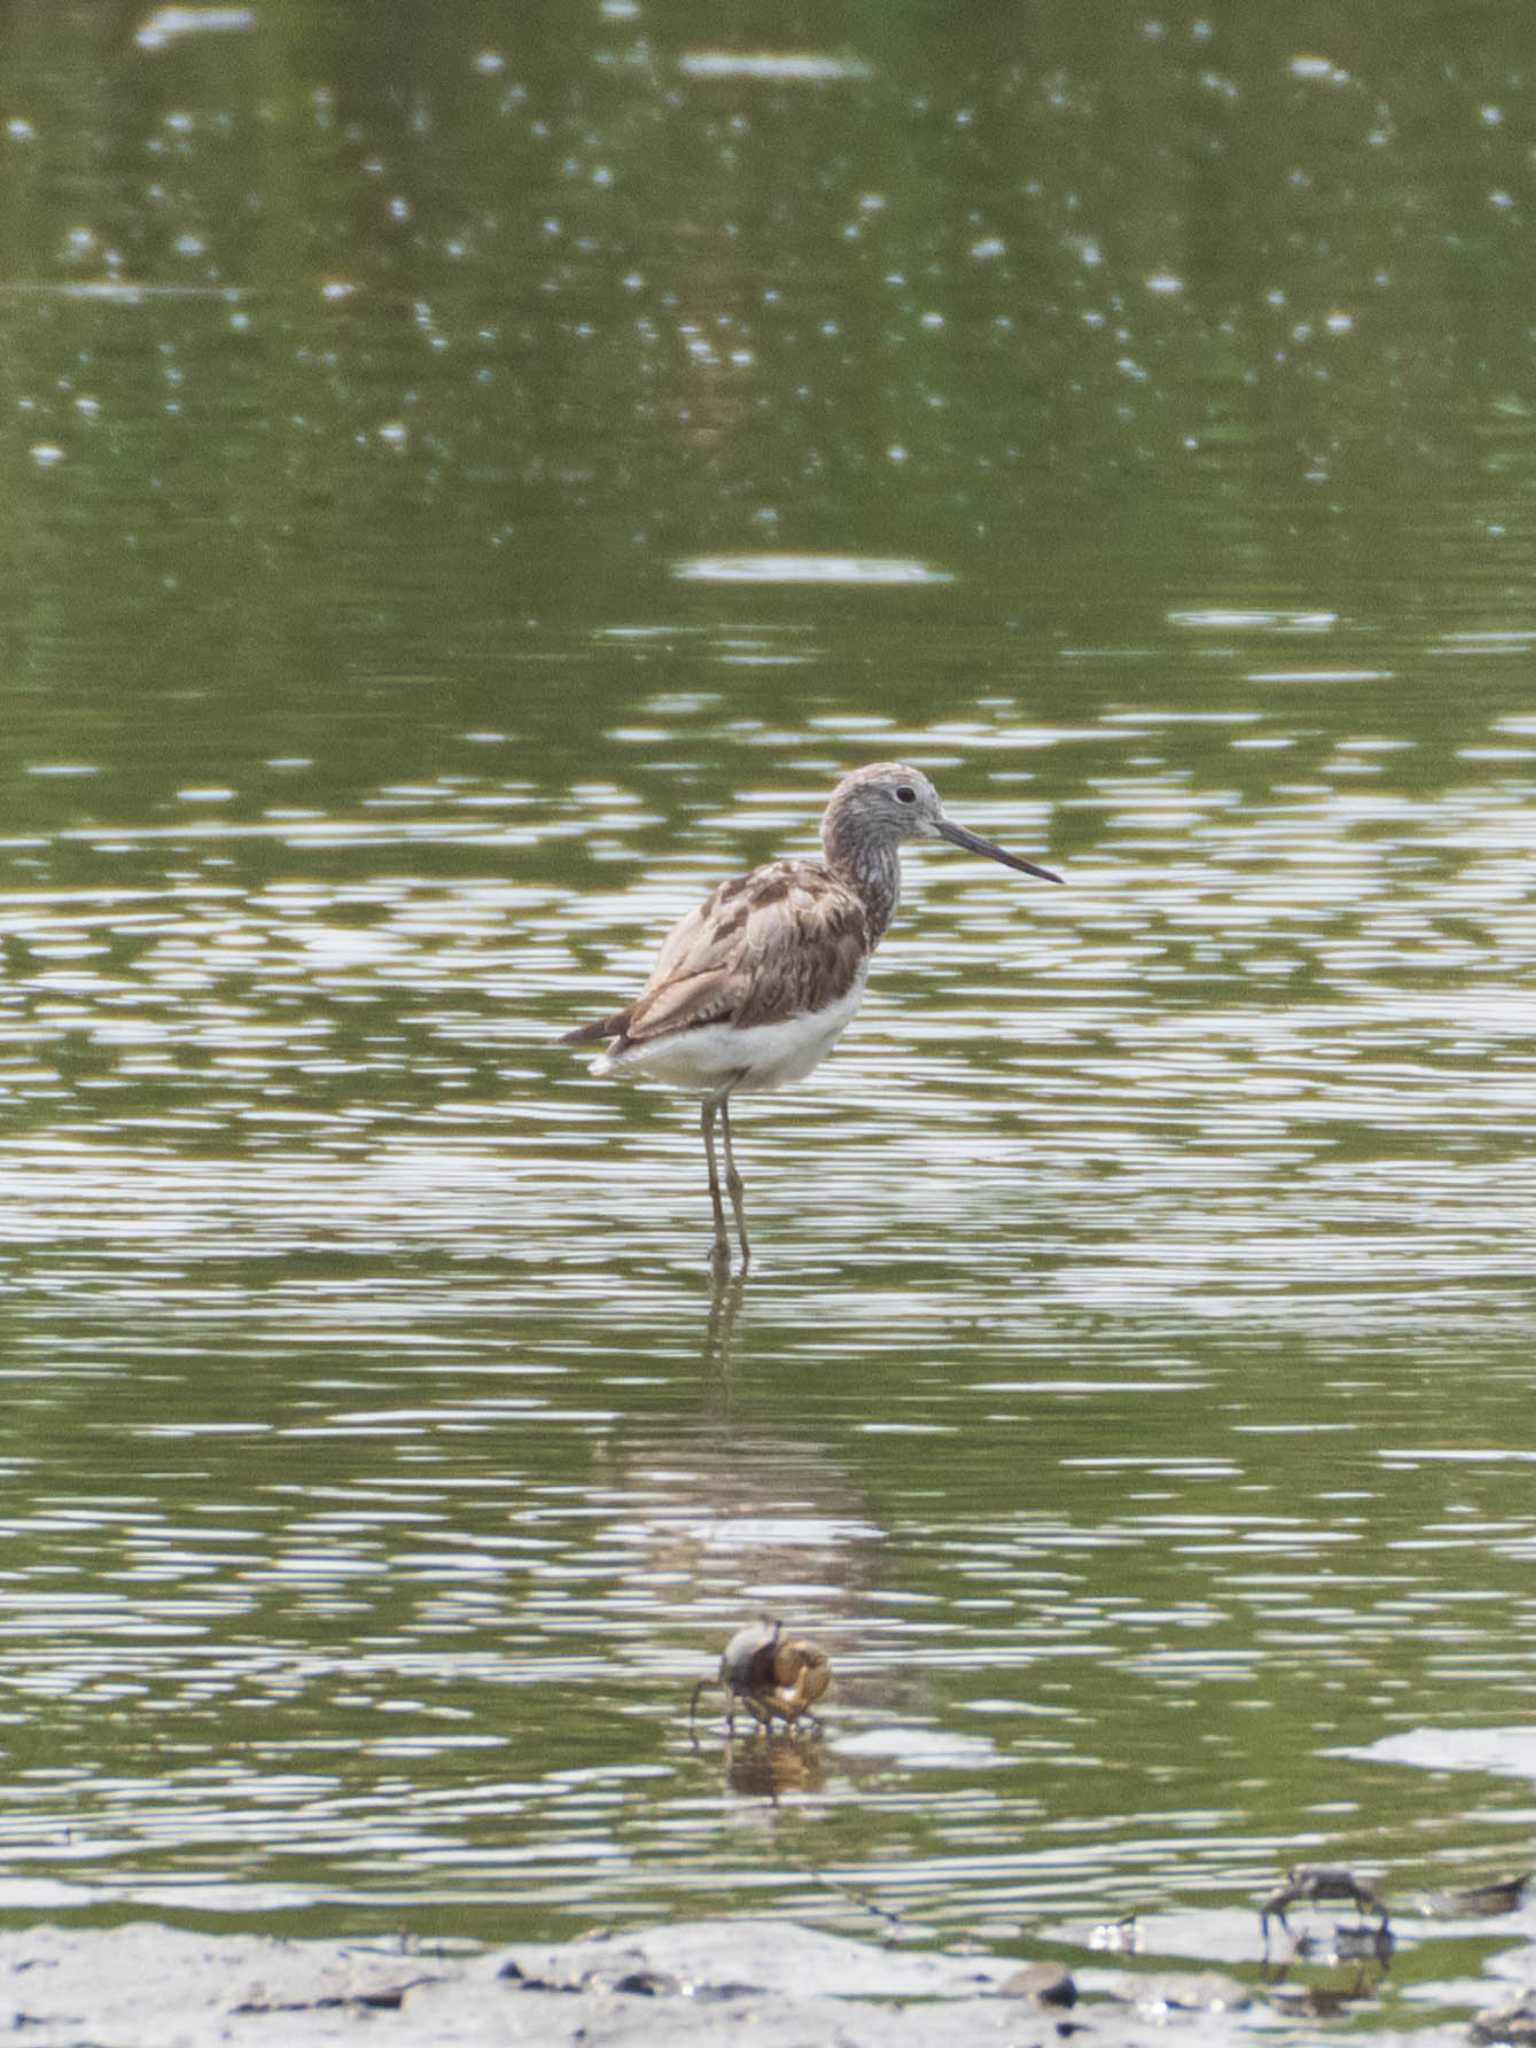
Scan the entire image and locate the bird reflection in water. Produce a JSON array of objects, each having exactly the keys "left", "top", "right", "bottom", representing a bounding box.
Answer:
[{"left": 703, "top": 1271, "right": 747, "bottom": 1361}]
